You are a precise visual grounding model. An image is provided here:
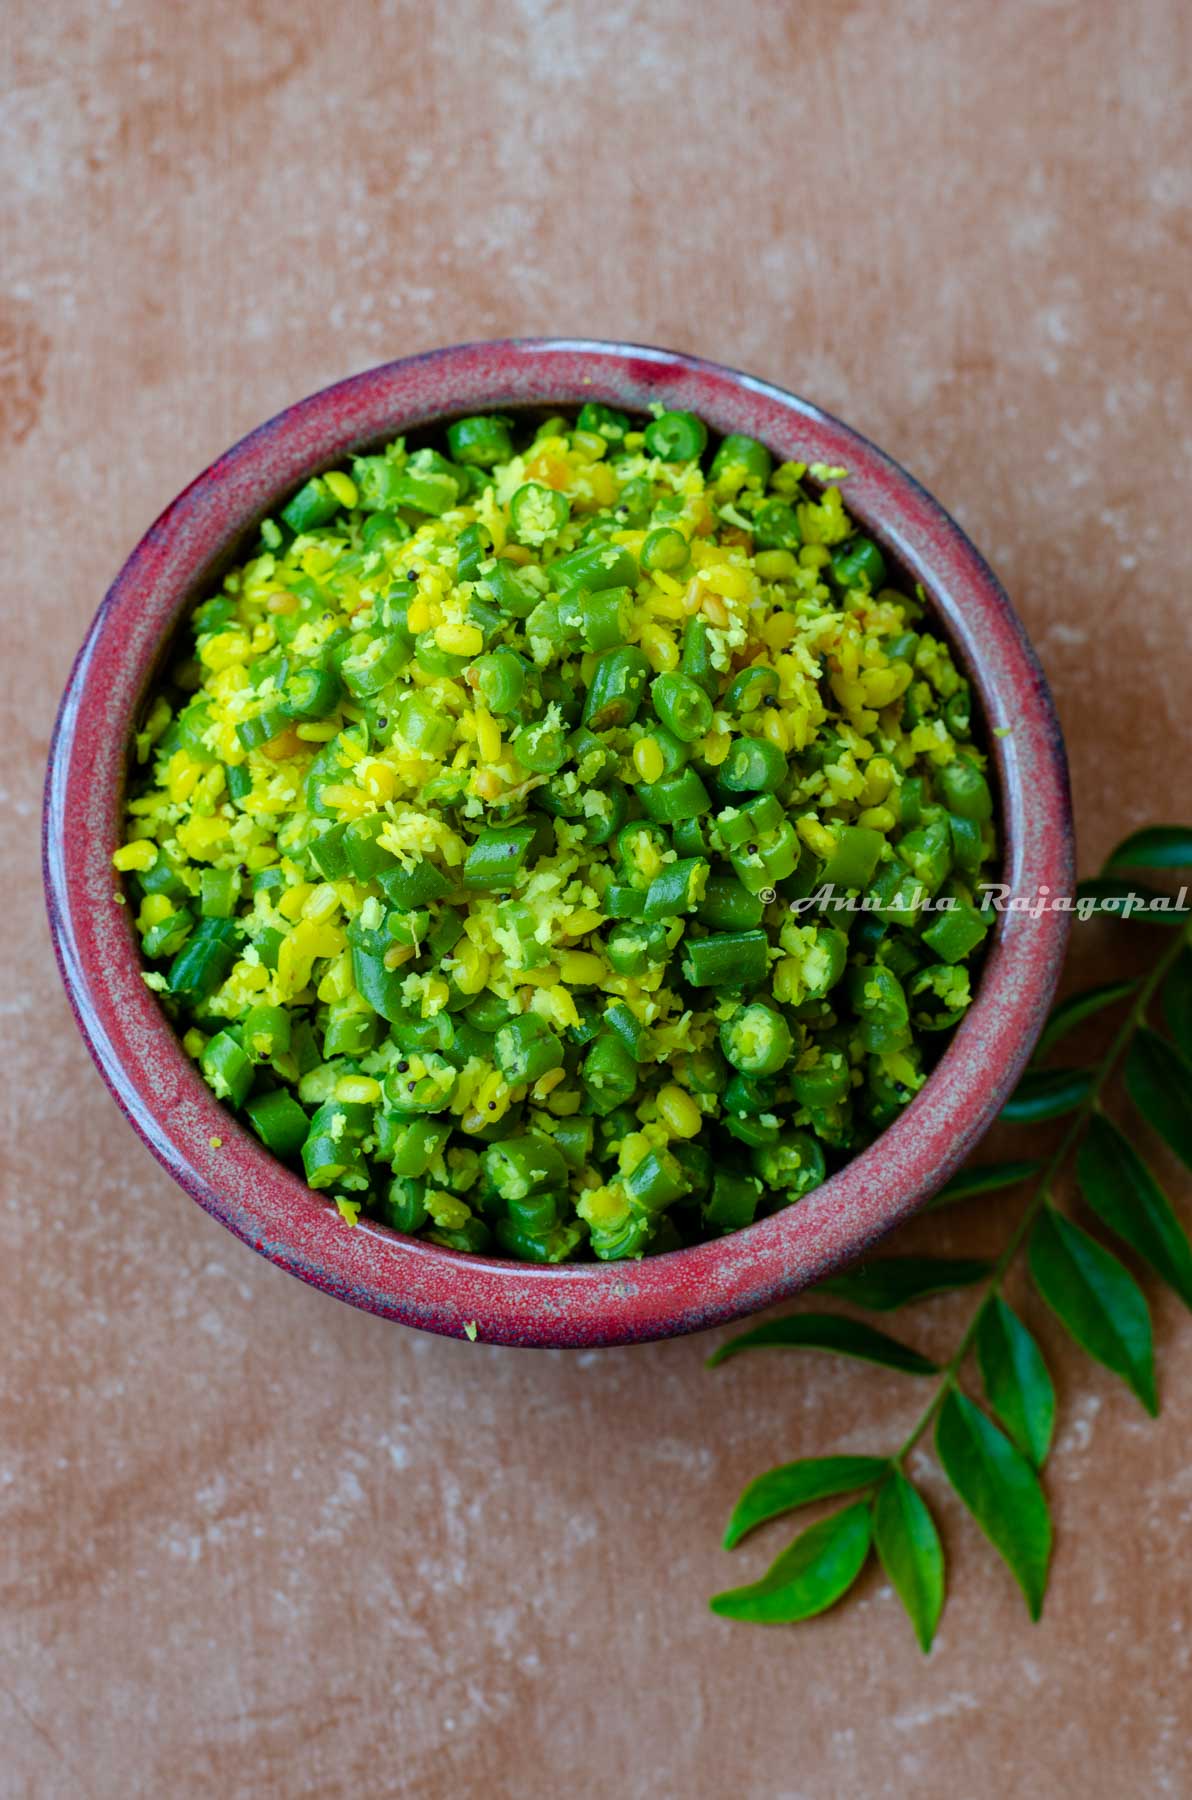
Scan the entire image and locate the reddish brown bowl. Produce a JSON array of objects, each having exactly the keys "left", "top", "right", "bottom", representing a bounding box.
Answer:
[{"left": 43, "top": 340, "right": 1073, "bottom": 1348}]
